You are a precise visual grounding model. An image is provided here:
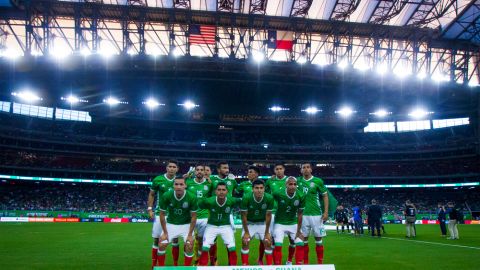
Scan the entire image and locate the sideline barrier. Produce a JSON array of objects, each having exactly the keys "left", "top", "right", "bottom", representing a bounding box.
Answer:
[{"left": 154, "top": 265, "right": 335, "bottom": 270}]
